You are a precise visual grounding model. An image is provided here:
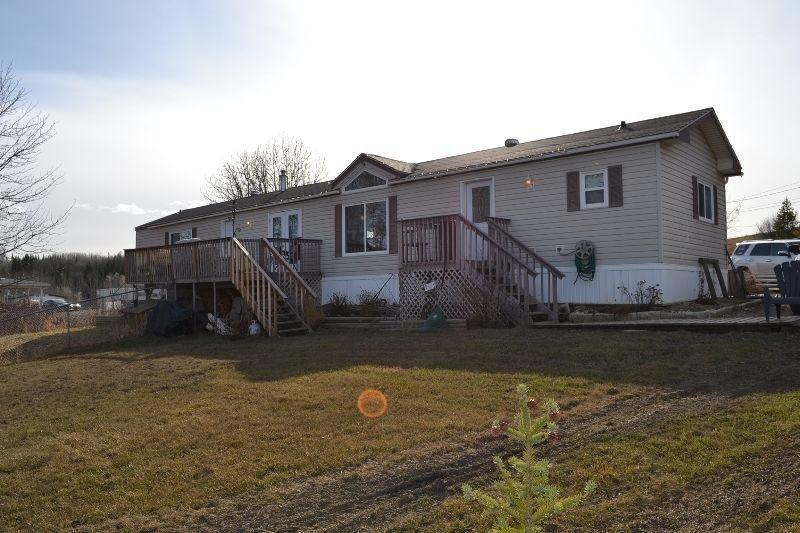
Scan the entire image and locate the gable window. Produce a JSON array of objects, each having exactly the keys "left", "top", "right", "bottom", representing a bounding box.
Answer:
[
  {"left": 344, "top": 171, "right": 387, "bottom": 192},
  {"left": 344, "top": 200, "right": 388, "bottom": 254},
  {"left": 580, "top": 170, "right": 608, "bottom": 209},
  {"left": 696, "top": 180, "right": 714, "bottom": 223}
]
